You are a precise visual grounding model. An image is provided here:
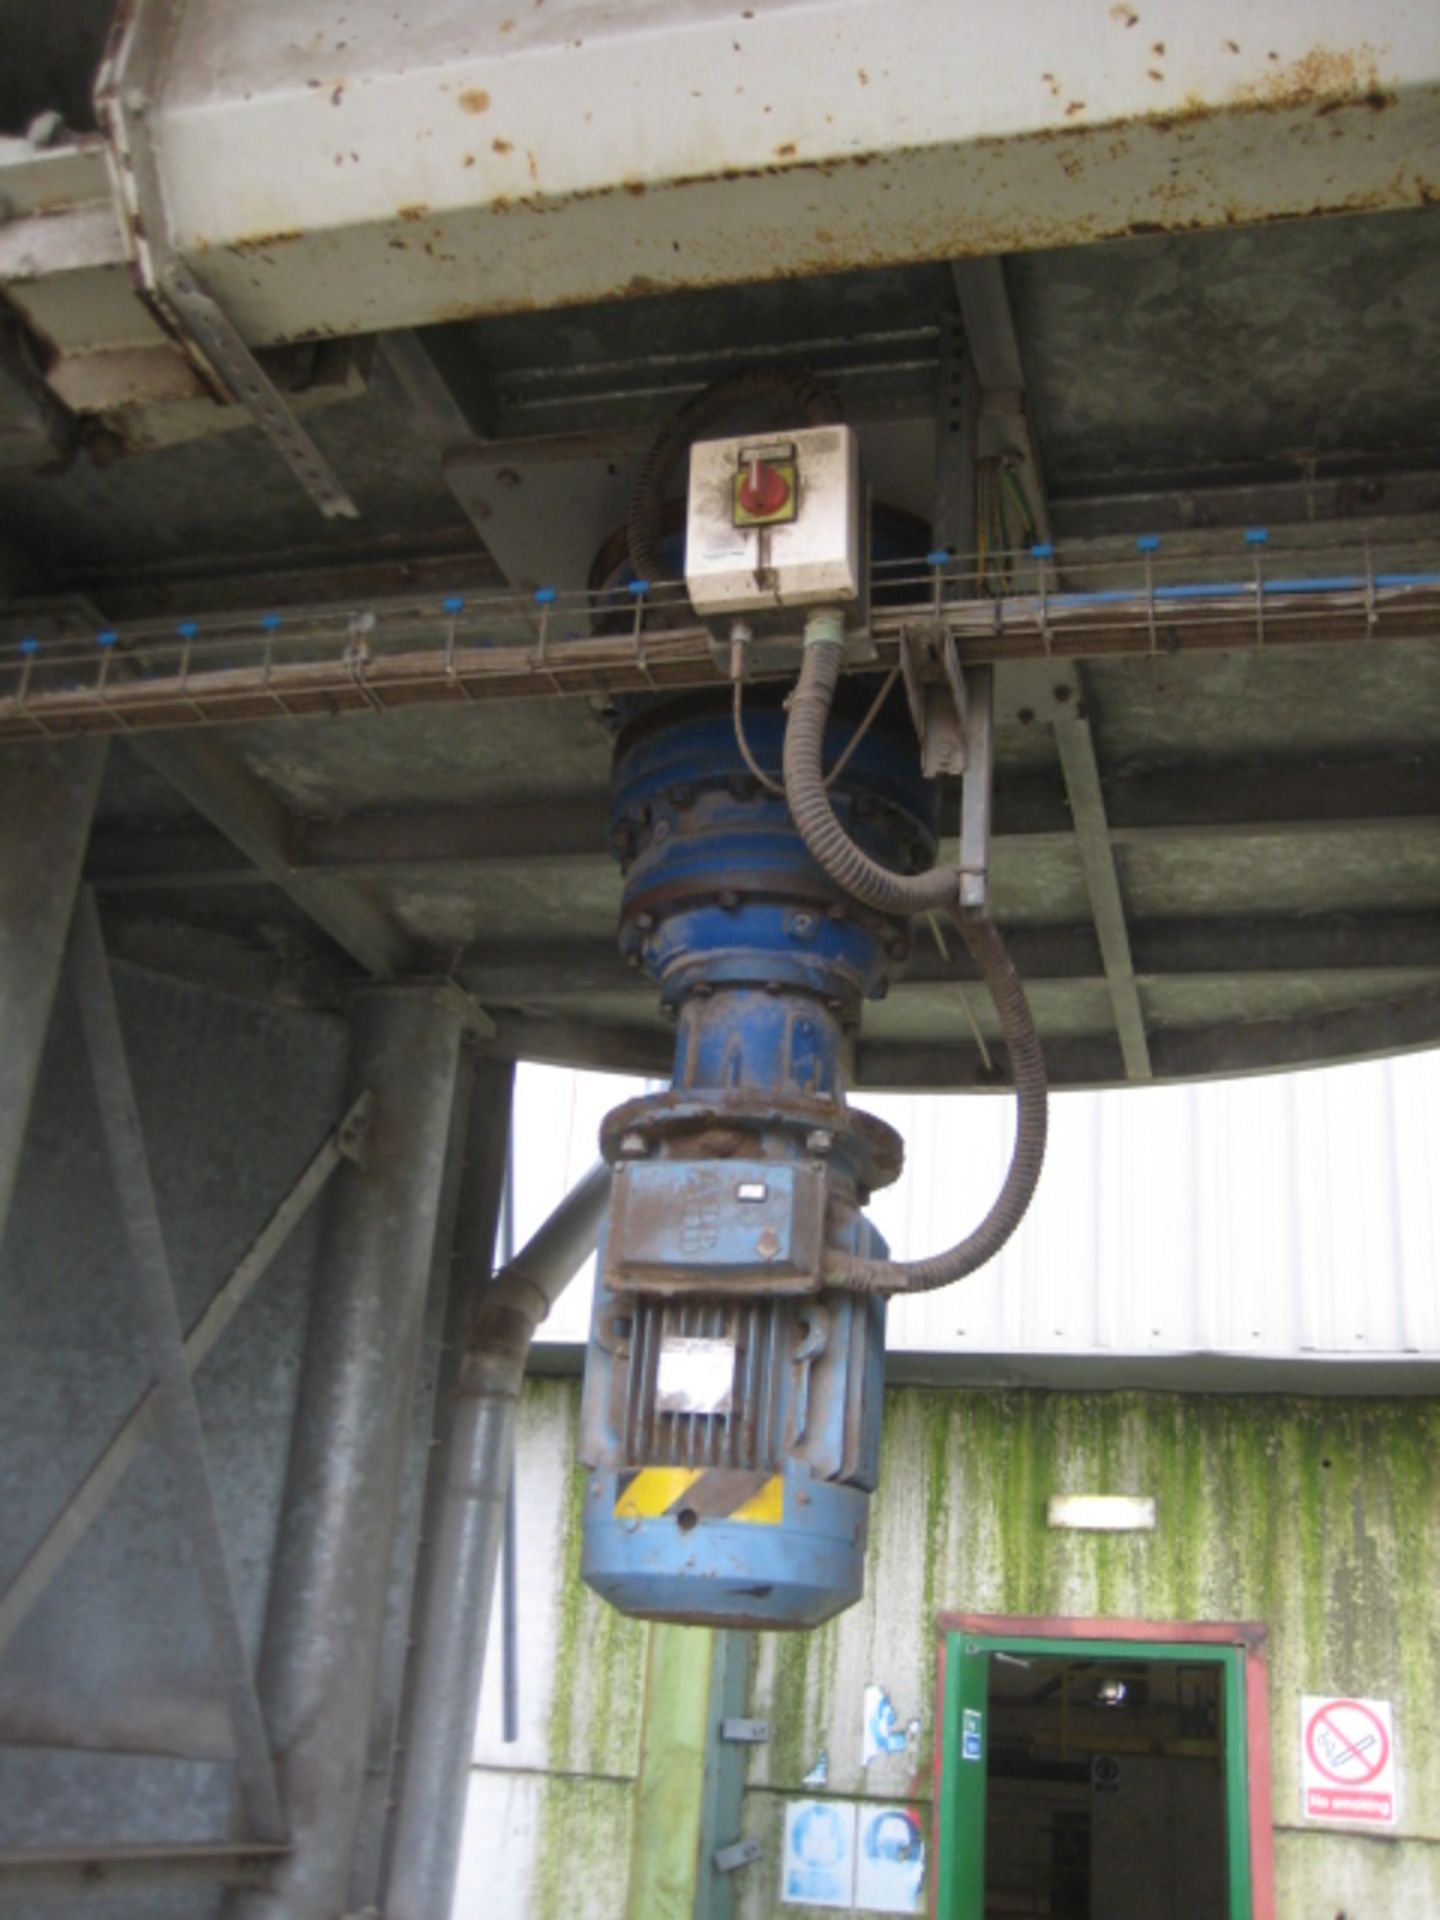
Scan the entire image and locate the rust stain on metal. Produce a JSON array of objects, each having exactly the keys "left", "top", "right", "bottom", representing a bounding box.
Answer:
[
  {"left": 1233, "top": 40, "right": 1395, "bottom": 113},
  {"left": 229, "top": 229, "right": 303, "bottom": 255},
  {"left": 459, "top": 88, "right": 491, "bottom": 113},
  {"left": 226, "top": 49, "right": 1432, "bottom": 330}
]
